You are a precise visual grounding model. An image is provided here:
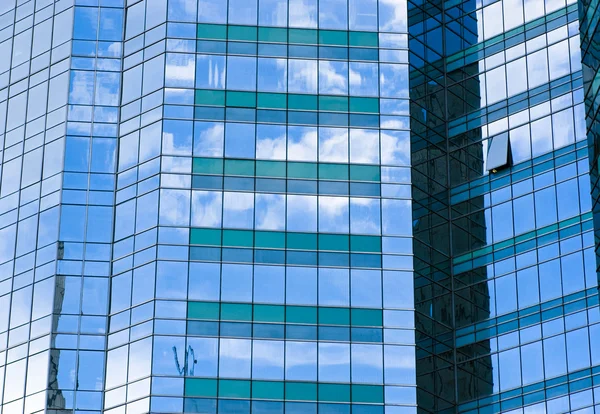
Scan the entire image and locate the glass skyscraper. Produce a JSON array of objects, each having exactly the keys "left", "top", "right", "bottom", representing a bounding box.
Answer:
[{"left": 0, "top": 0, "right": 598, "bottom": 413}]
